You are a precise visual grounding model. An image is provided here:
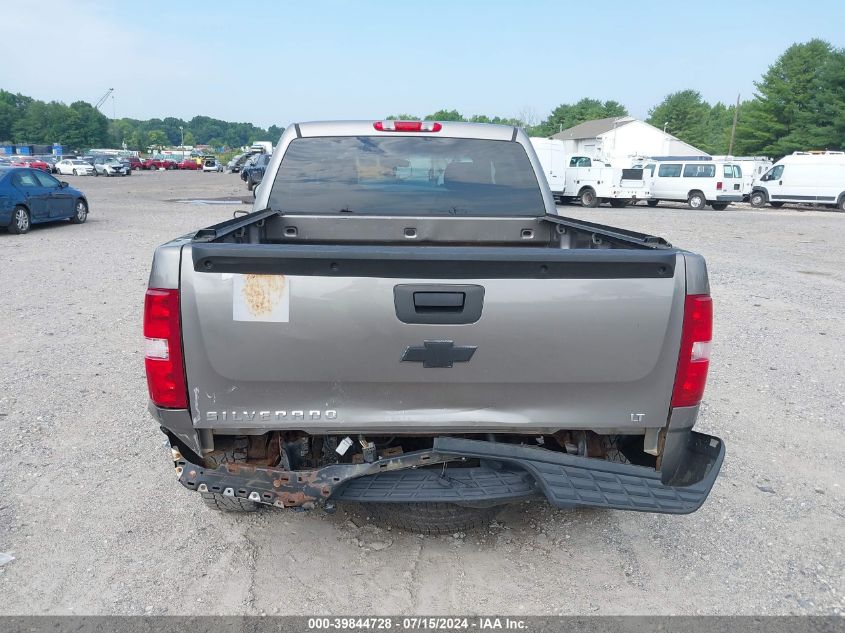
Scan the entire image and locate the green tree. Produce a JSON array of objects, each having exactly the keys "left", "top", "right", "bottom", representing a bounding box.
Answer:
[
  {"left": 469, "top": 114, "right": 526, "bottom": 127},
  {"left": 126, "top": 130, "right": 146, "bottom": 151},
  {"left": 797, "top": 46, "right": 845, "bottom": 150},
  {"left": 735, "top": 39, "right": 840, "bottom": 155},
  {"left": 0, "top": 91, "right": 33, "bottom": 141},
  {"left": 0, "top": 89, "right": 283, "bottom": 152},
  {"left": 701, "top": 102, "right": 735, "bottom": 155},
  {"left": 12, "top": 100, "right": 49, "bottom": 142},
  {"left": 146, "top": 129, "right": 169, "bottom": 149},
  {"left": 532, "top": 98, "right": 628, "bottom": 137},
  {"left": 425, "top": 109, "right": 465, "bottom": 121},
  {"left": 647, "top": 90, "right": 713, "bottom": 150},
  {"left": 68, "top": 101, "right": 109, "bottom": 147},
  {"left": 55, "top": 108, "right": 86, "bottom": 149}
]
